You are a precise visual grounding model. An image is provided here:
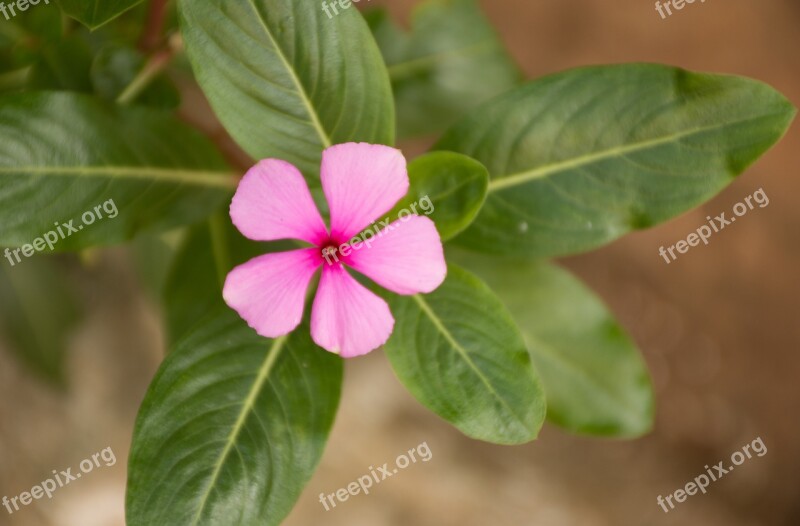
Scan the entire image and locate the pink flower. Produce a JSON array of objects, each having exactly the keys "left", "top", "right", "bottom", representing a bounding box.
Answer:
[{"left": 223, "top": 143, "right": 447, "bottom": 358}]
